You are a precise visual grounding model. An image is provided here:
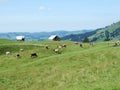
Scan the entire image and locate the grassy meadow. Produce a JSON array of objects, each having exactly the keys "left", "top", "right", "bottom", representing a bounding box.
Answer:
[{"left": 0, "top": 39, "right": 120, "bottom": 90}]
